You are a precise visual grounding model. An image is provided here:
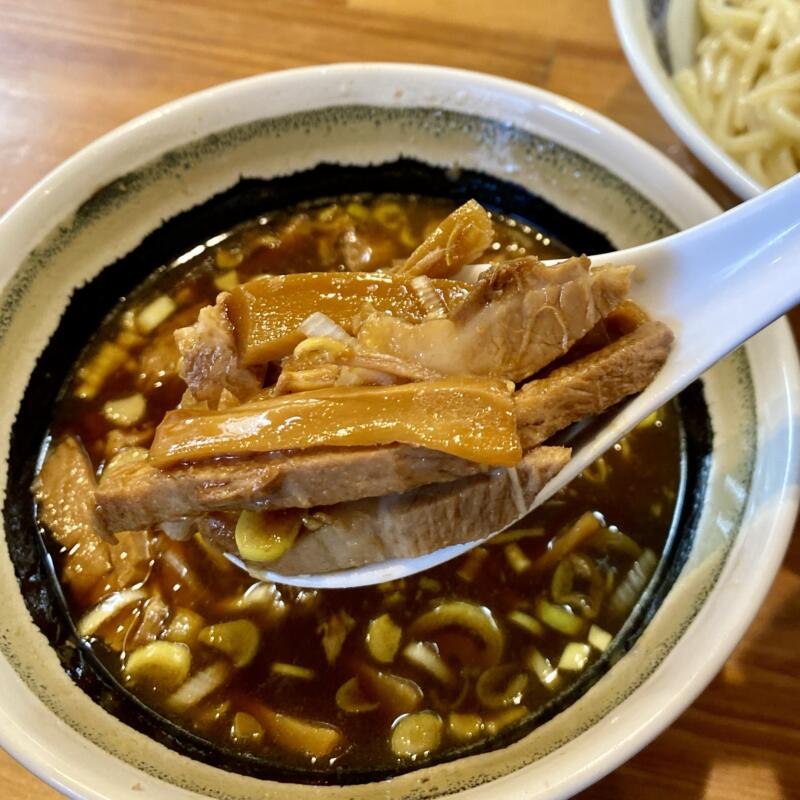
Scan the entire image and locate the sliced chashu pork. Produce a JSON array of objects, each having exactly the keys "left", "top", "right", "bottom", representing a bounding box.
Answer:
[
  {"left": 175, "top": 256, "right": 632, "bottom": 404},
  {"left": 227, "top": 447, "right": 571, "bottom": 575},
  {"left": 175, "top": 302, "right": 264, "bottom": 407},
  {"left": 94, "top": 318, "right": 672, "bottom": 533},
  {"left": 94, "top": 444, "right": 487, "bottom": 533},
  {"left": 278, "top": 257, "right": 634, "bottom": 393},
  {"left": 516, "top": 319, "right": 674, "bottom": 448},
  {"left": 356, "top": 256, "right": 632, "bottom": 382},
  {"left": 32, "top": 437, "right": 150, "bottom": 597}
]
